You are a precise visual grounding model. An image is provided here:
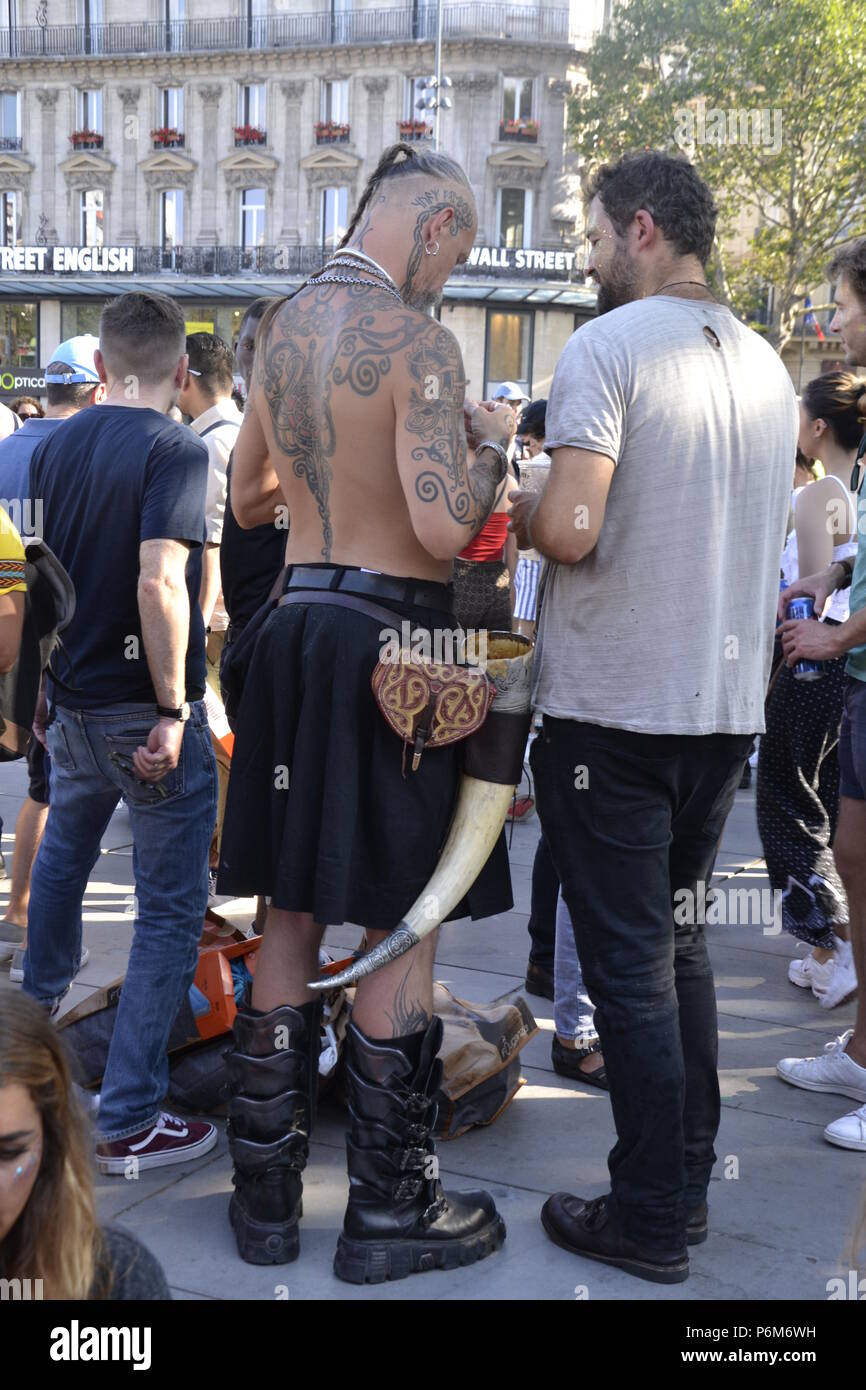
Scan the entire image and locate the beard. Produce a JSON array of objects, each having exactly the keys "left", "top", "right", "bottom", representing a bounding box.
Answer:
[{"left": 594, "top": 242, "right": 641, "bottom": 316}]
